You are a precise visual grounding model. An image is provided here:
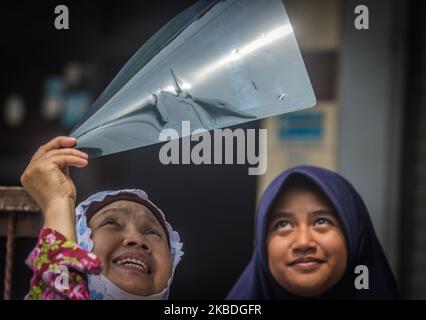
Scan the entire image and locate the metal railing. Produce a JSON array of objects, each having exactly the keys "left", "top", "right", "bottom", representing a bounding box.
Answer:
[{"left": 0, "top": 187, "right": 41, "bottom": 300}]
